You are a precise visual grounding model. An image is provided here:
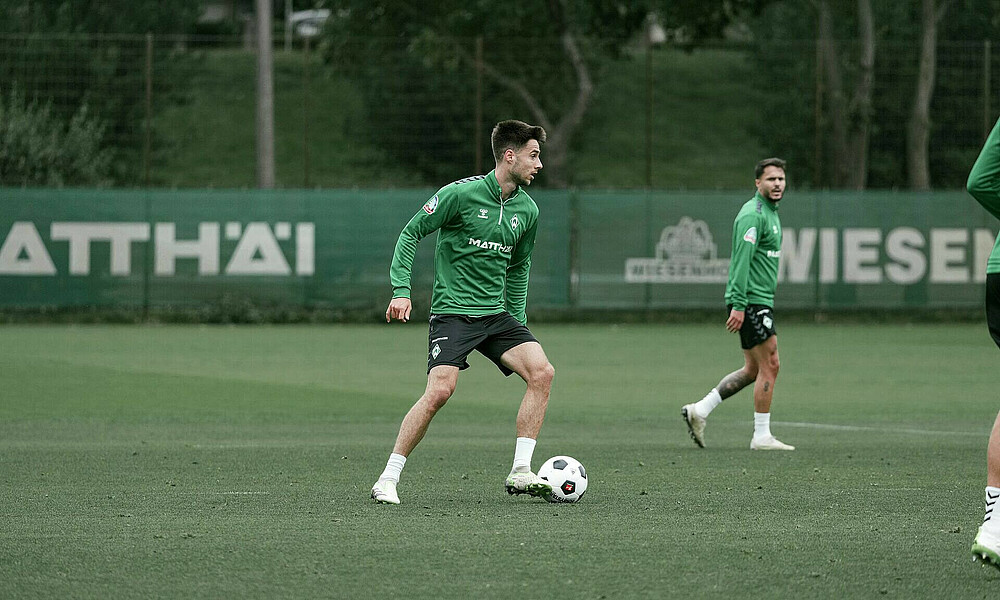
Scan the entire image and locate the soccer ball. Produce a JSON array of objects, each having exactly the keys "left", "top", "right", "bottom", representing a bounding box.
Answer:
[{"left": 538, "top": 455, "right": 588, "bottom": 503}]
